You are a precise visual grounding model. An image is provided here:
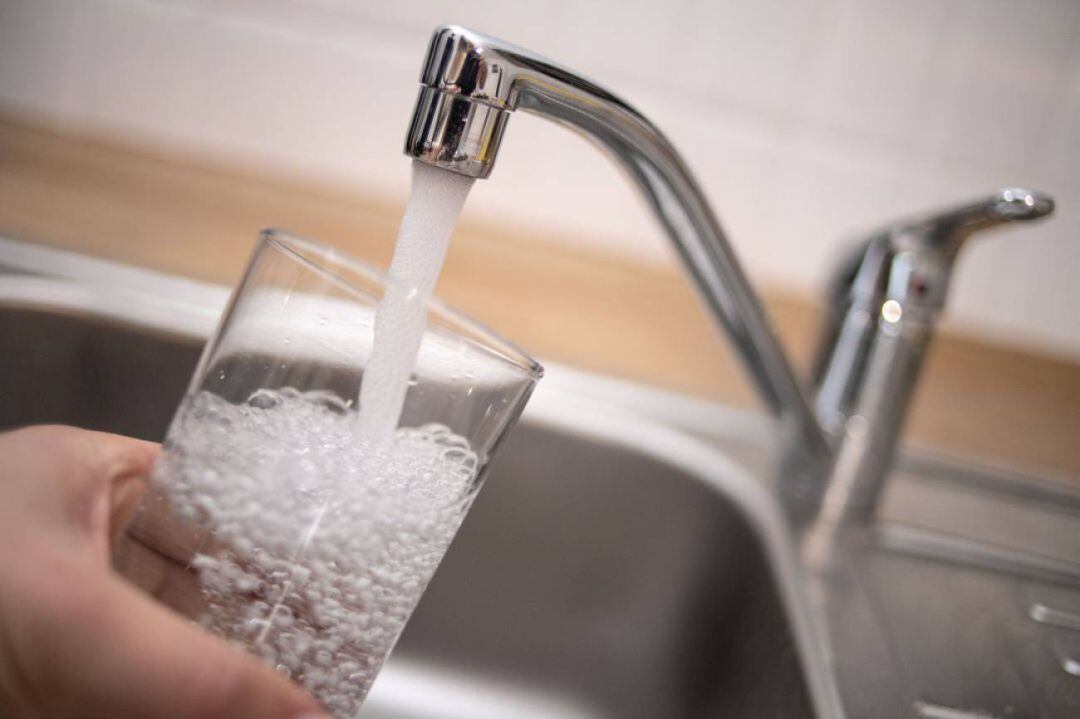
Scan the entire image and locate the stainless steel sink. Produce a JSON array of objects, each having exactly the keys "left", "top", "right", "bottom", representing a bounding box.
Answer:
[
  {"left": 0, "top": 301, "right": 816, "bottom": 717},
  {"left": 4, "top": 237, "right": 1080, "bottom": 717},
  {"left": 0, "top": 240, "right": 824, "bottom": 717}
]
